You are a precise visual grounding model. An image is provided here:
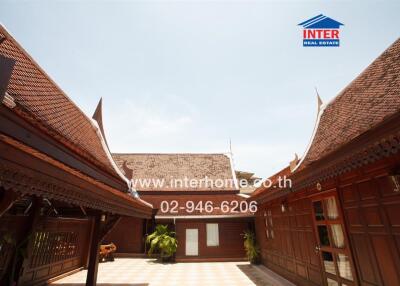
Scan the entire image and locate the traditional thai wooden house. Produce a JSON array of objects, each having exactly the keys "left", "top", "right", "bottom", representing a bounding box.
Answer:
[
  {"left": 106, "top": 153, "right": 254, "bottom": 261},
  {"left": 0, "top": 25, "right": 153, "bottom": 285},
  {"left": 251, "top": 38, "right": 400, "bottom": 286},
  {"left": 236, "top": 170, "right": 261, "bottom": 195}
]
